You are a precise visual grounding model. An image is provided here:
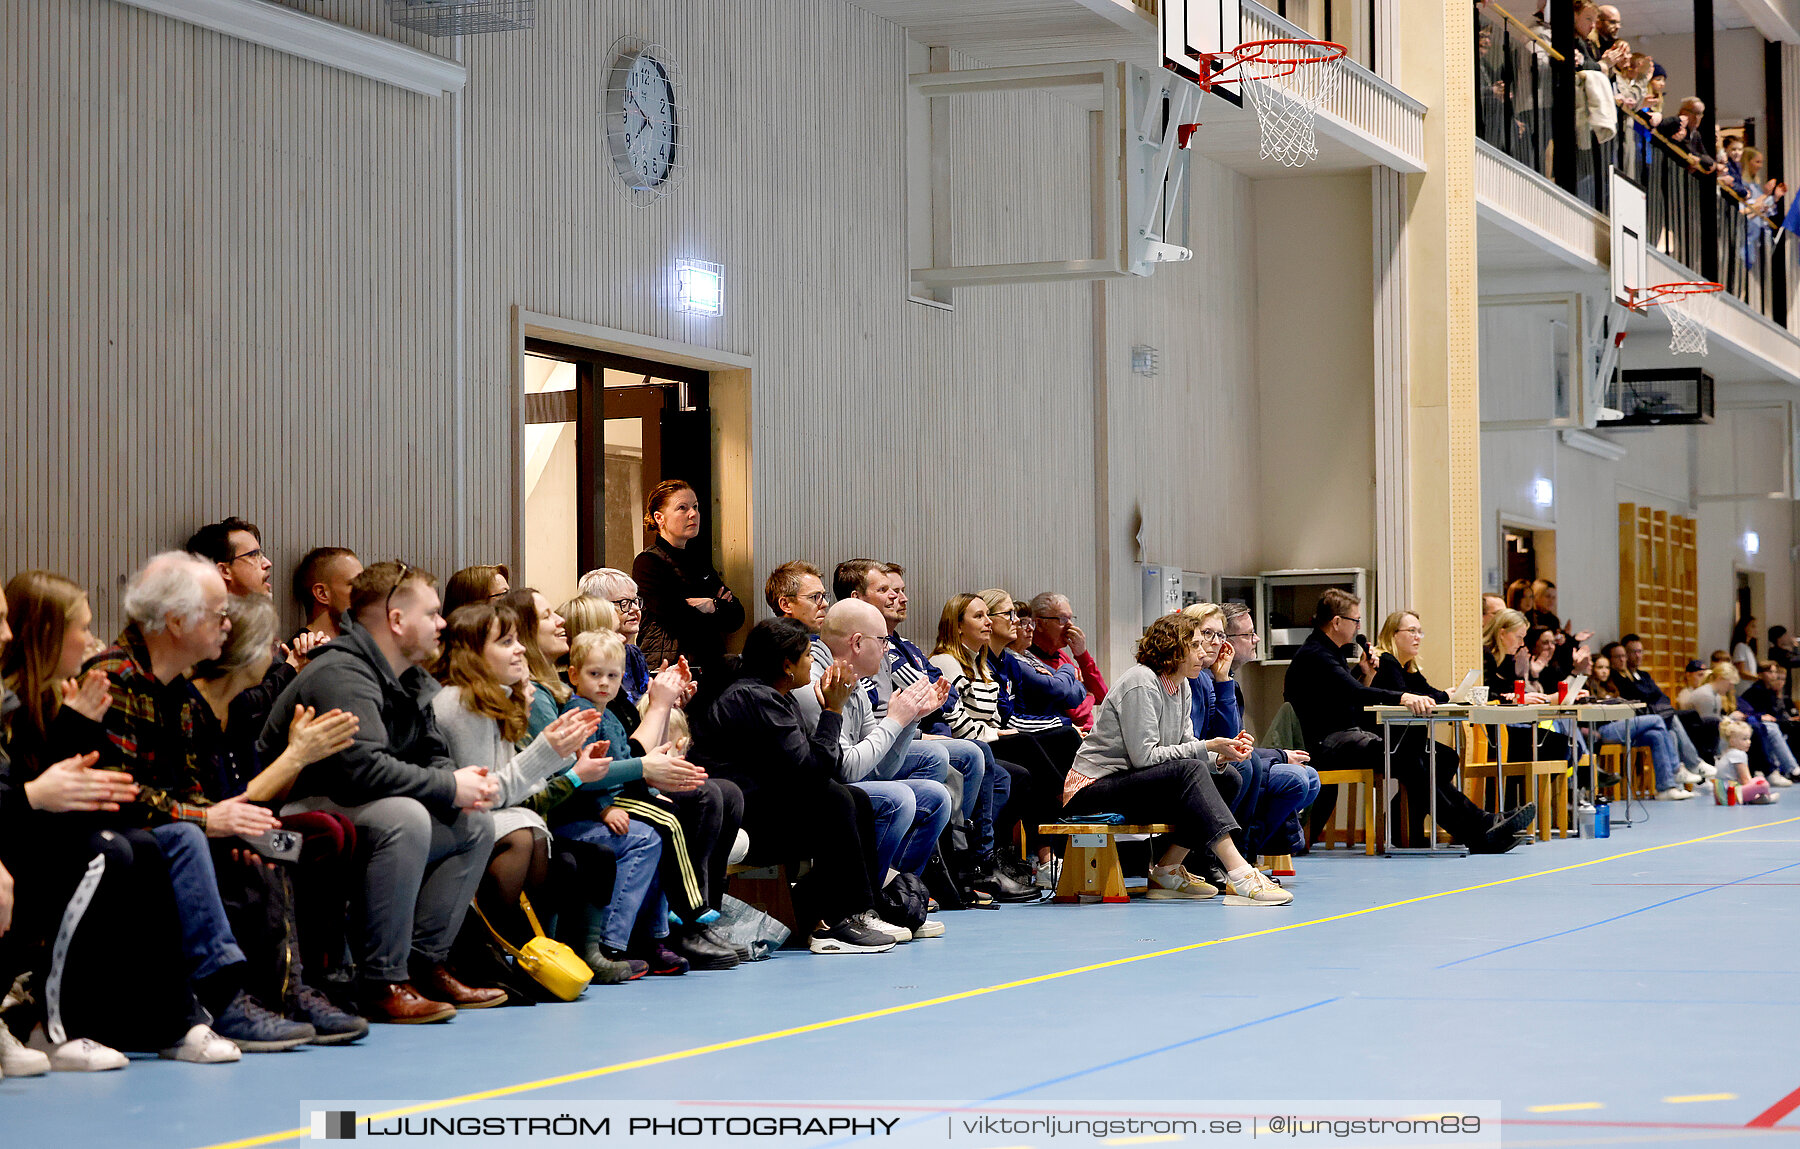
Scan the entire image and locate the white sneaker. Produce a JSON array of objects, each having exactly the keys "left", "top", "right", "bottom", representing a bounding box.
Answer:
[
  {"left": 1032, "top": 855, "right": 1061, "bottom": 890},
  {"left": 1770, "top": 772, "right": 1795, "bottom": 788},
  {"left": 1145, "top": 865, "right": 1219, "bottom": 900},
  {"left": 856, "top": 911, "right": 912, "bottom": 943},
  {"left": 28, "top": 1029, "right": 128, "bottom": 1072},
  {"left": 0, "top": 1025, "right": 50, "bottom": 1076},
  {"left": 726, "top": 829, "right": 750, "bottom": 866},
  {"left": 1696, "top": 761, "right": 1719, "bottom": 779},
  {"left": 1222, "top": 868, "right": 1294, "bottom": 906},
  {"left": 159, "top": 1024, "right": 241, "bottom": 1064},
  {"left": 1673, "top": 767, "right": 1704, "bottom": 786},
  {"left": 912, "top": 918, "right": 946, "bottom": 938},
  {"left": 1656, "top": 786, "right": 1696, "bottom": 801}
]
